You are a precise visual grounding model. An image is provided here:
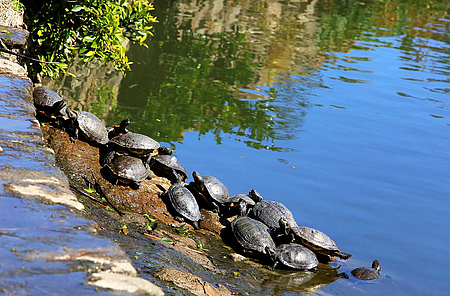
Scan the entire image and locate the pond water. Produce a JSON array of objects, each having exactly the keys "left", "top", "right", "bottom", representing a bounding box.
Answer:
[{"left": 49, "top": 0, "right": 450, "bottom": 295}]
